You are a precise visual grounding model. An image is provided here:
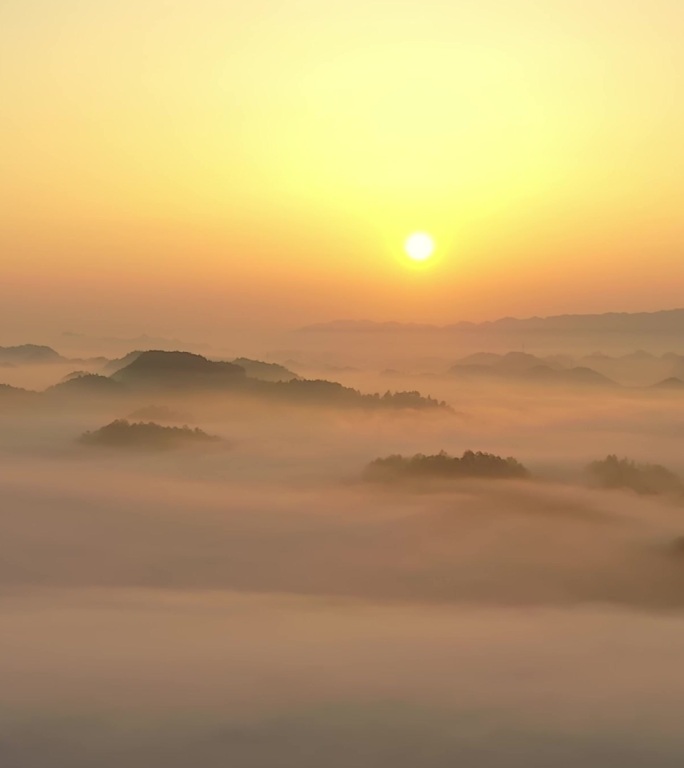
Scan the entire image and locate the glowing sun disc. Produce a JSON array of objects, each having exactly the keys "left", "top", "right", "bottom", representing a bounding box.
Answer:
[{"left": 405, "top": 232, "right": 435, "bottom": 261}]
